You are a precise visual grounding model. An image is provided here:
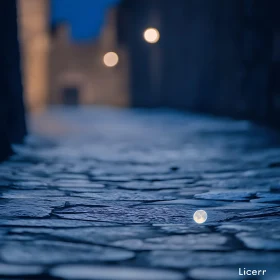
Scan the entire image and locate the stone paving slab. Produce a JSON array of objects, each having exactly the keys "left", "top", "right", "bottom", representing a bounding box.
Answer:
[{"left": 0, "top": 107, "right": 280, "bottom": 279}]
